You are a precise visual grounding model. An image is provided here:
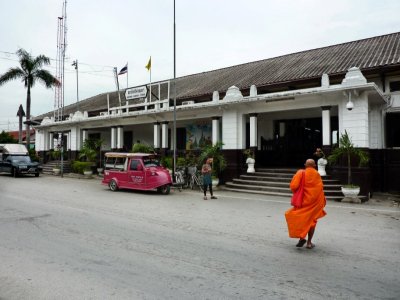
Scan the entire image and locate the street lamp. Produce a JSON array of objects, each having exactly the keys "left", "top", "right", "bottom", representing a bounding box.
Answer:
[
  {"left": 173, "top": 0, "right": 177, "bottom": 178},
  {"left": 71, "top": 60, "right": 79, "bottom": 111}
]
